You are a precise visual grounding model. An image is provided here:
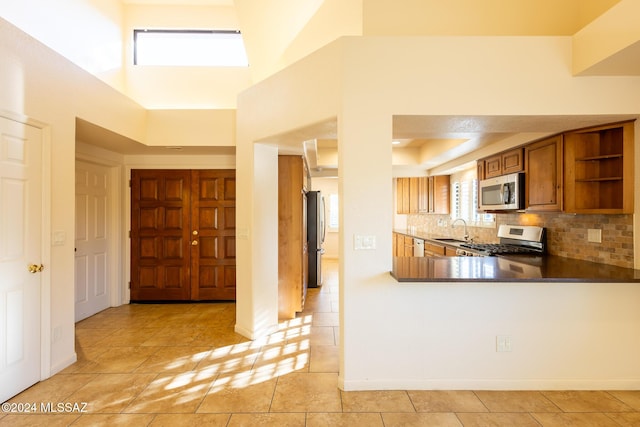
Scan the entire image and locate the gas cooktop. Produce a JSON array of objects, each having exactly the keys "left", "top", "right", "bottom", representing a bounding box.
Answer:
[{"left": 460, "top": 224, "right": 546, "bottom": 257}]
